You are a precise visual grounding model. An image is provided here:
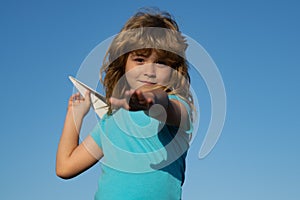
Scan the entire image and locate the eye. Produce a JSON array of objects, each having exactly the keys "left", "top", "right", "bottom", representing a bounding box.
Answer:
[
  {"left": 134, "top": 57, "right": 145, "bottom": 63},
  {"left": 155, "top": 60, "right": 168, "bottom": 67},
  {"left": 155, "top": 60, "right": 166, "bottom": 65}
]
